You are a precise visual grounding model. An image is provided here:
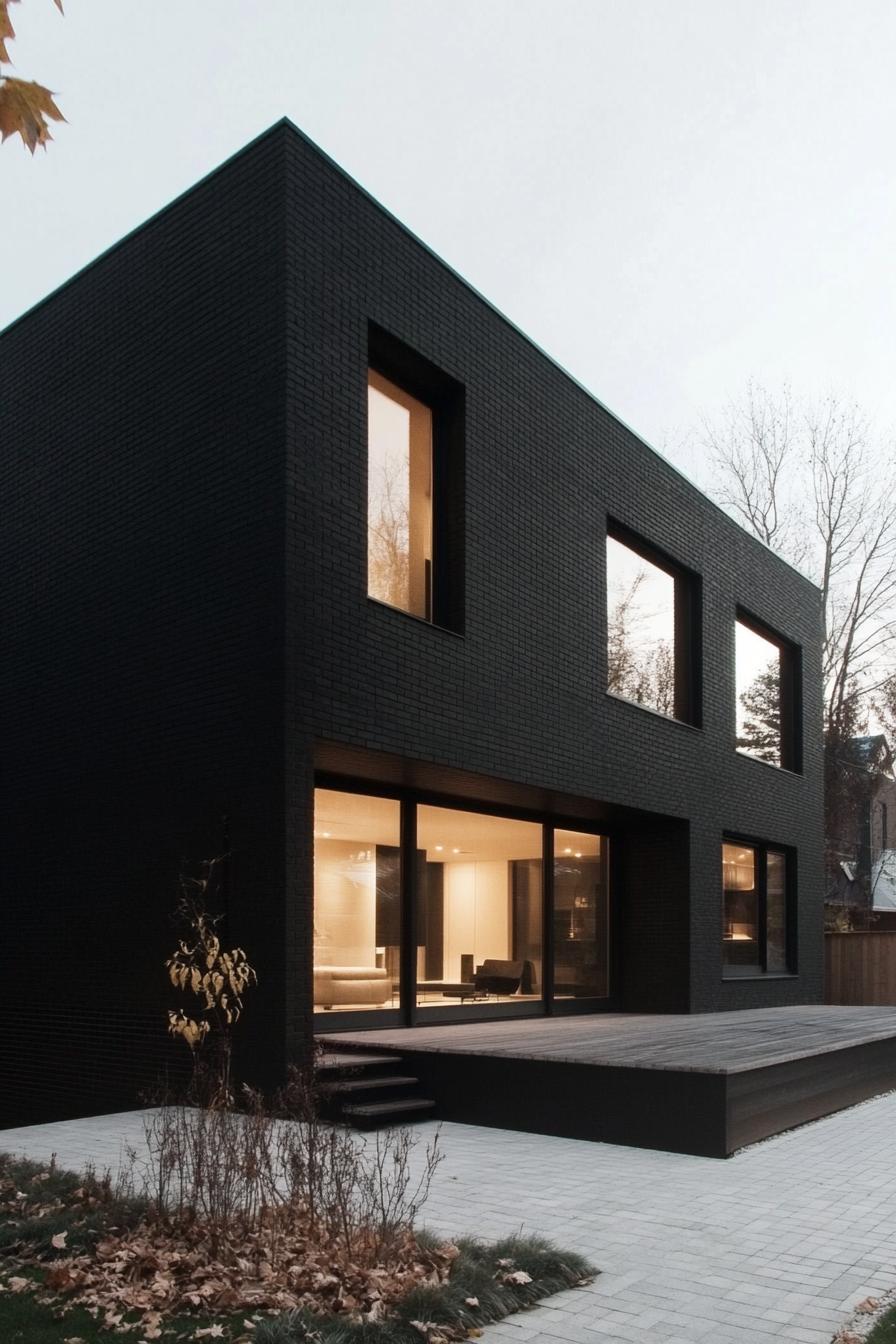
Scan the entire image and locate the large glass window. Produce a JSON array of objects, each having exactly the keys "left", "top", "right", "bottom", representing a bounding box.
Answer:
[
  {"left": 313, "top": 789, "right": 400, "bottom": 1012},
  {"left": 312, "top": 786, "right": 611, "bottom": 1018},
  {"left": 606, "top": 527, "right": 697, "bottom": 723},
  {"left": 553, "top": 831, "right": 609, "bottom": 999},
  {"left": 735, "top": 614, "right": 800, "bottom": 771},
  {"left": 367, "top": 370, "right": 433, "bottom": 620},
  {"left": 722, "top": 840, "right": 792, "bottom": 977},
  {"left": 735, "top": 619, "right": 784, "bottom": 767},
  {"left": 415, "top": 806, "right": 543, "bottom": 1008}
]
